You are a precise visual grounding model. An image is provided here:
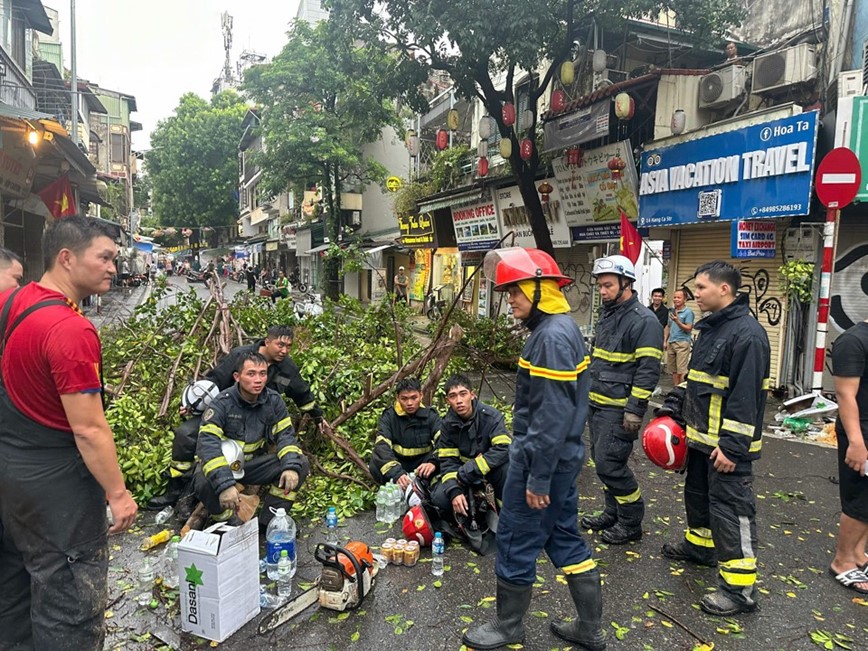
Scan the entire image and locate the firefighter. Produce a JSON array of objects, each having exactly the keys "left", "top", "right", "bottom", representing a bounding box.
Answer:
[
  {"left": 369, "top": 377, "right": 441, "bottom": 488},
  {"left": 661, "top": 260, "right": 769, "bottom": 616},
  {"left": 582, "top": 255, "right": 663, "bottom": 544},
  {"left": 193, "top": 351, "right": 309, "bottom": 526},
  {"left": 463, "top": 248, "right": 604, "bottom": 651},
  {"left": 147, "top": 324, "right": 322, "bottom": 511},
  {"left": 431, "top": 374, "right": 511, "bottom": 519}
]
